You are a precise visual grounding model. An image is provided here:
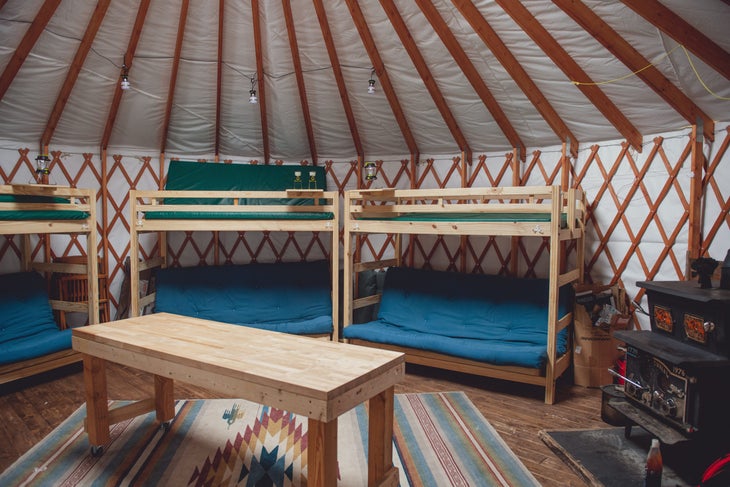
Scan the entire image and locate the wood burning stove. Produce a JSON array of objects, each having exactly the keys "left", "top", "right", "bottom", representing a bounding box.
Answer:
[{"left": 609, "top": 280, "right": 730, "bottom": 444}]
